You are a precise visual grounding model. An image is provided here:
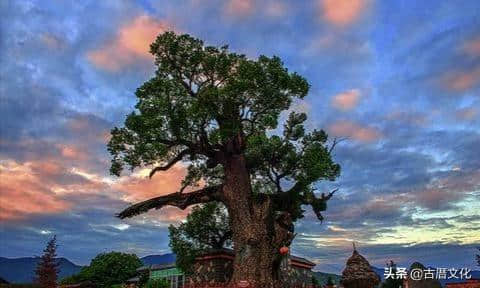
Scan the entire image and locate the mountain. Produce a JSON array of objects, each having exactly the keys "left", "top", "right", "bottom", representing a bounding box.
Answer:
[
  {"left": 0, "top": 257, "right": 82, "bottom": 284},
  {"left": 140, "top": 253, "right": 176, "bottom": 265},
  {"left": 313, "top": 271, "right": 341, "bottom": 285},
  {"left": 372, "top": 266, "right": 385, "bottom": 281},
  {"left": 0, "top": 253, "right": 175, "bottom": 284}
]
